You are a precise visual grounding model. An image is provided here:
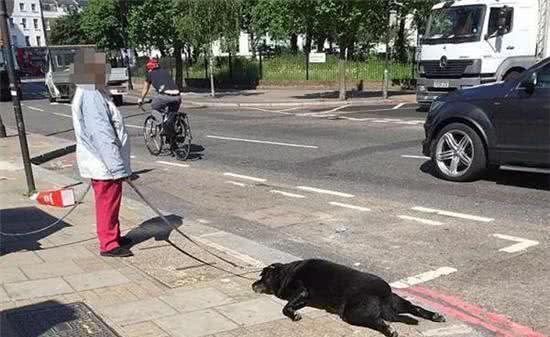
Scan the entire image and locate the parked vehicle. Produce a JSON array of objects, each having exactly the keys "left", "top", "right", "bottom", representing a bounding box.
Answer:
[
  {"left": 422, "top": 57, "right": 550, "bottom": 182},
  {"left": 45, "top": 45, "right": 129, "bottom": 105},
  {"left": 417, "top": 0, "right": 550, "bottom": 108},
  {"left": 0, "top": 47, "right": 22, "bottom": 102}
]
